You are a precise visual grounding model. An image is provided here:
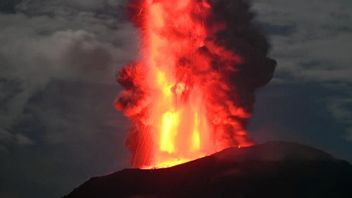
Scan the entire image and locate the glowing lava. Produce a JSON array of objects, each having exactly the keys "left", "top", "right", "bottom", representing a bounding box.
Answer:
[{"left": 117, "top": 0, "right": 254, "bottom": 168}]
